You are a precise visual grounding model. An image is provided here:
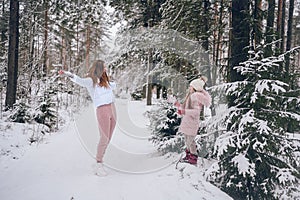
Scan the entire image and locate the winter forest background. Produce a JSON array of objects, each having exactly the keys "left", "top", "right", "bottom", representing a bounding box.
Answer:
[{"left": 1, "top": 0, "right": 300, "bottom": 199}]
